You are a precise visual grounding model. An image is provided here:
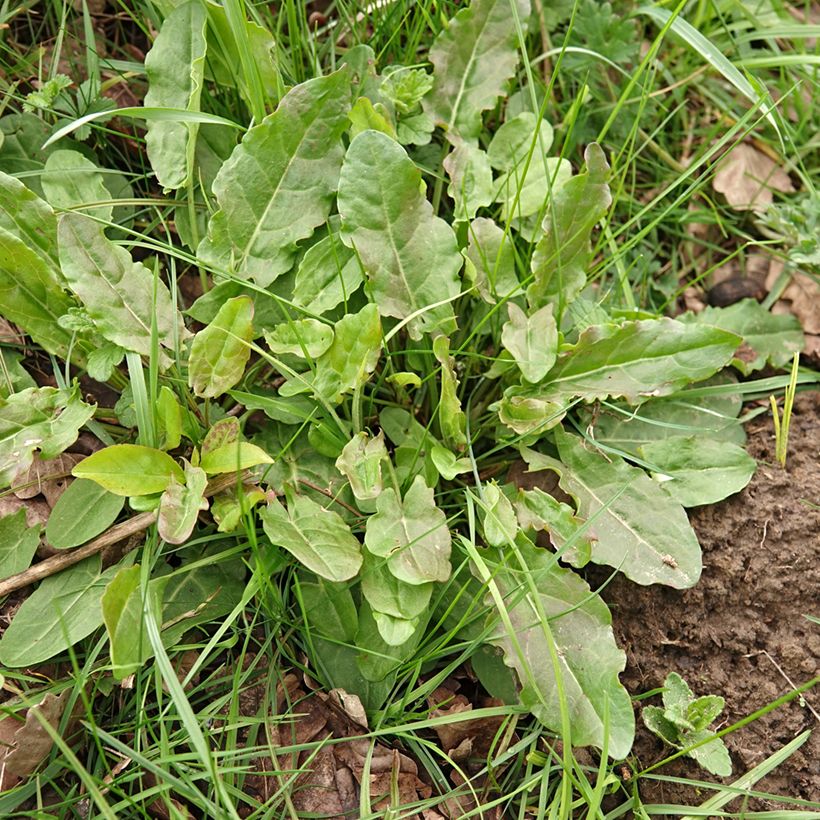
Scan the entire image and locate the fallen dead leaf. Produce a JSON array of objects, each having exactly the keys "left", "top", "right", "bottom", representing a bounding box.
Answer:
[
  {"left": 713, "top": 143, "right": 795, "bottom": 211},
  {"left": 767, "top": 269, "right": 820, "bottom": 335}
]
